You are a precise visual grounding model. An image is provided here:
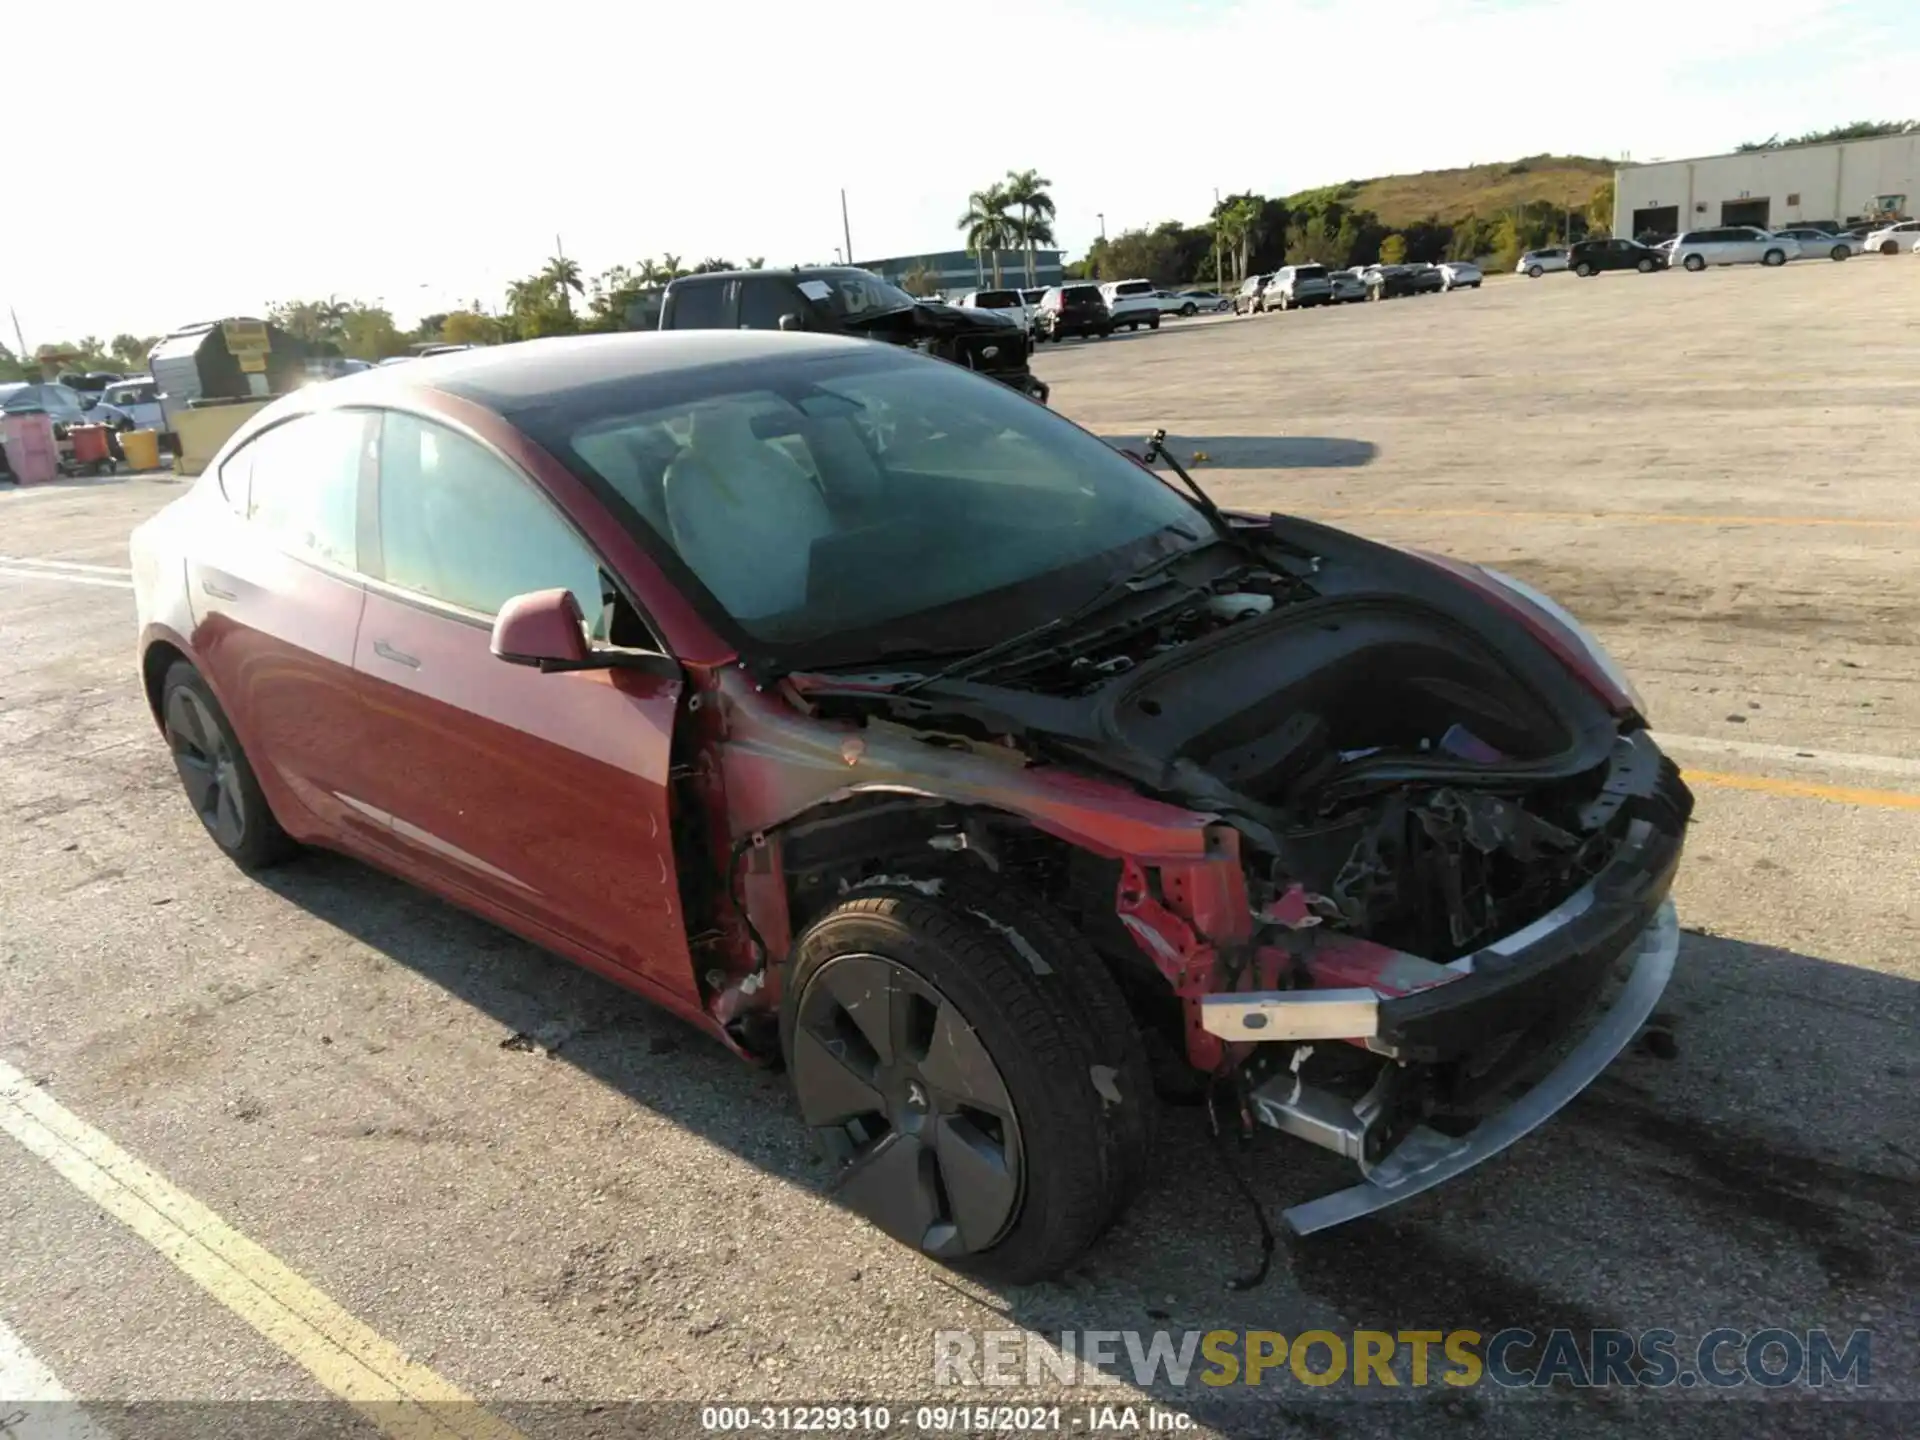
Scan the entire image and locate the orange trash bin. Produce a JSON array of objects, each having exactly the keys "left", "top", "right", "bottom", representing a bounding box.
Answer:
[{"left": 66, "top": 423, "right": 115, "bottom": 473}]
